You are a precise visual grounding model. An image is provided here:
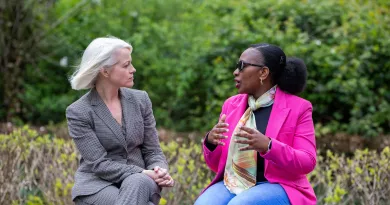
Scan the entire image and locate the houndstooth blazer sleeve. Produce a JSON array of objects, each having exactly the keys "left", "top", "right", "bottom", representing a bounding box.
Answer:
[
  {"left": 66, "top": 102, "right": 145, "bottom": 184},
  {"left": 141, "top": 91, "right": 168, "bottom": 170}
]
